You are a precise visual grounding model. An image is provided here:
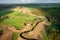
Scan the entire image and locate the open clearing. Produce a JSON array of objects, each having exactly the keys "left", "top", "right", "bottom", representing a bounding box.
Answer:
[{"left": 0, "top": 7, "right": 49, "bottom": 40}]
